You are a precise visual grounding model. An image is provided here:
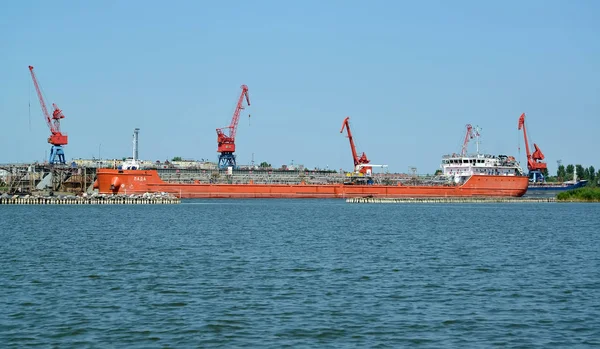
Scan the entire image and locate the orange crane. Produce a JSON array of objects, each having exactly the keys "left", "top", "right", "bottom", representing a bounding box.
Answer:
[
  {"left": 340, "top": 117, "right": 371, "bottom": 175},
  {"left": 28, "top": 65, "right": 68, "bottom": 164},
  {"left": 216, "top": 85, "right": 250, "bottom": 169},
  {"left": 518, "top": 113, "right": 547, "bottom": 181}
]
